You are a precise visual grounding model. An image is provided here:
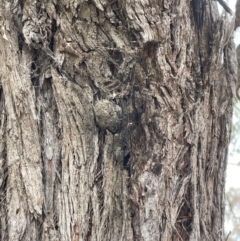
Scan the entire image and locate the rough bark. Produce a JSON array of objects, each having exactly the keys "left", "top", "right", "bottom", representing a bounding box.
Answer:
[
  {"left": 0, "top": 0, "right": 236, "bottom": 240},
  {"left": 235, "top": 0, "right": 240, "bottom": 29}
]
